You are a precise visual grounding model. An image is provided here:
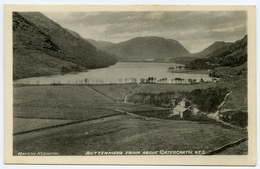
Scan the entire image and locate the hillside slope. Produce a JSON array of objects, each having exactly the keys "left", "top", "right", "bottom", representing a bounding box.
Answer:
[
  {"left": 193, "top": 41, "right": 232, "bottom": 58},
  {"left": 102, "top": 36, "right": 191, "bottom": 60},
  {"left": 86, "top": 38, "right": 115, "bottom": 50},
  {"left": 185, "top": 35, "right": 247, "bottom": 70},
  {"left": 65, "top": 28, "right": 122, "bottom": 61},
  {"left": 170, "top": 41, "right": 232, "bottom": 64},
  {"left": 13, "top": 12, "right": 117, "bottom": 79},
  {"left": 65, "top": 28, "right": 115, "bottom": 50}
]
